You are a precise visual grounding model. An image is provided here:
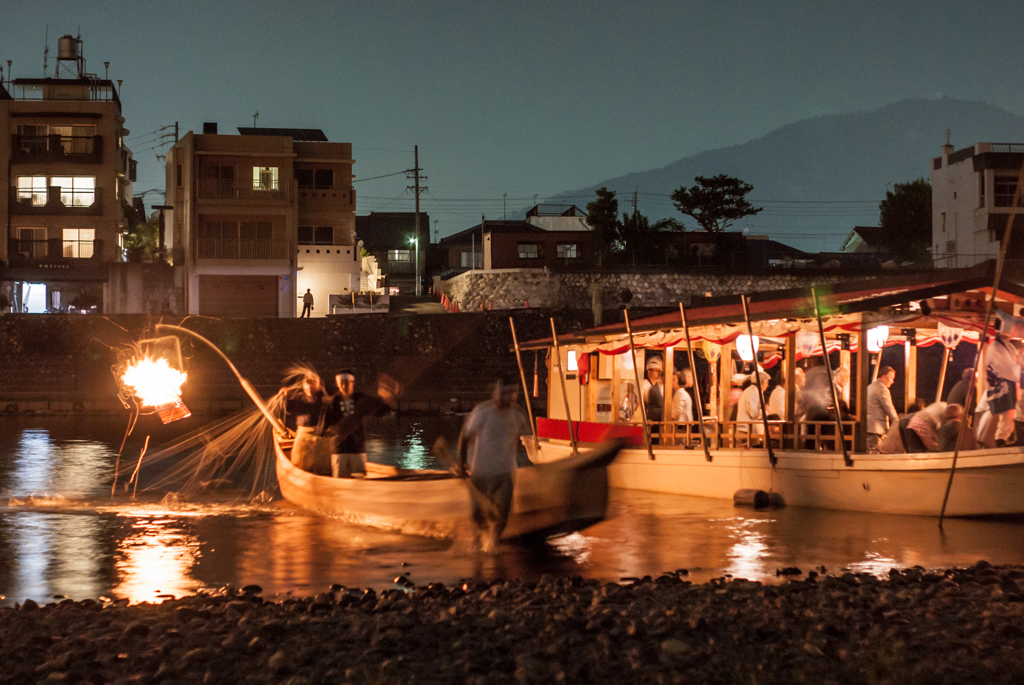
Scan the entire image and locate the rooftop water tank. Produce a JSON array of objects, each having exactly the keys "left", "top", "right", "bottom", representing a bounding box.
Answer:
[{"left": 58, "top": 35, "right": 81, "bottom": 60}]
